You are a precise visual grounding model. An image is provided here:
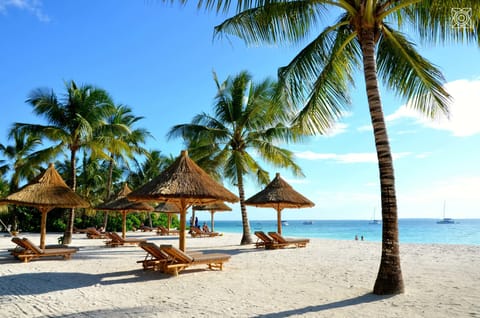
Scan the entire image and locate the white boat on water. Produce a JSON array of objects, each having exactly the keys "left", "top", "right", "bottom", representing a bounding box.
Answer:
[
  {"left": 281, "top": 220, "right": 289, "bottom": 226},
  {"left": 437, "top": 201, "right": 455, "bottom": 224},
  {"left": 369, "top": 208, "right": 381, "bottom": 225}
]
